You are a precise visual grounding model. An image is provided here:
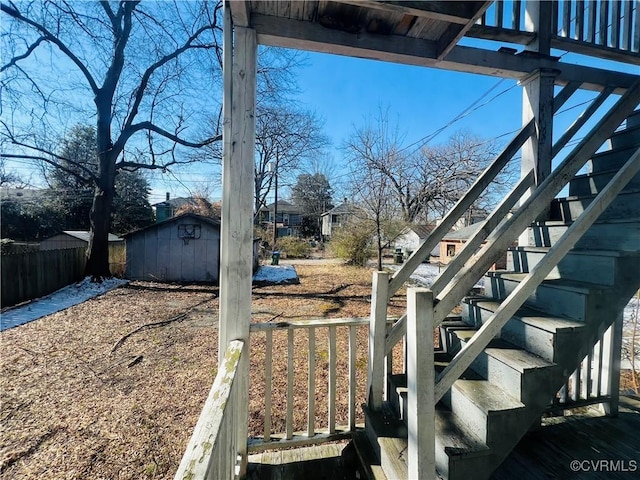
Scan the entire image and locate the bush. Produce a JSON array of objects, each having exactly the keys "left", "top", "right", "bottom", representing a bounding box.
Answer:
[
  {"left": 277, "top": 236, "right": 311, "bottom": 258},
  {"left": 329, "top": 221, "right": 373, "bottom": 266}
]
